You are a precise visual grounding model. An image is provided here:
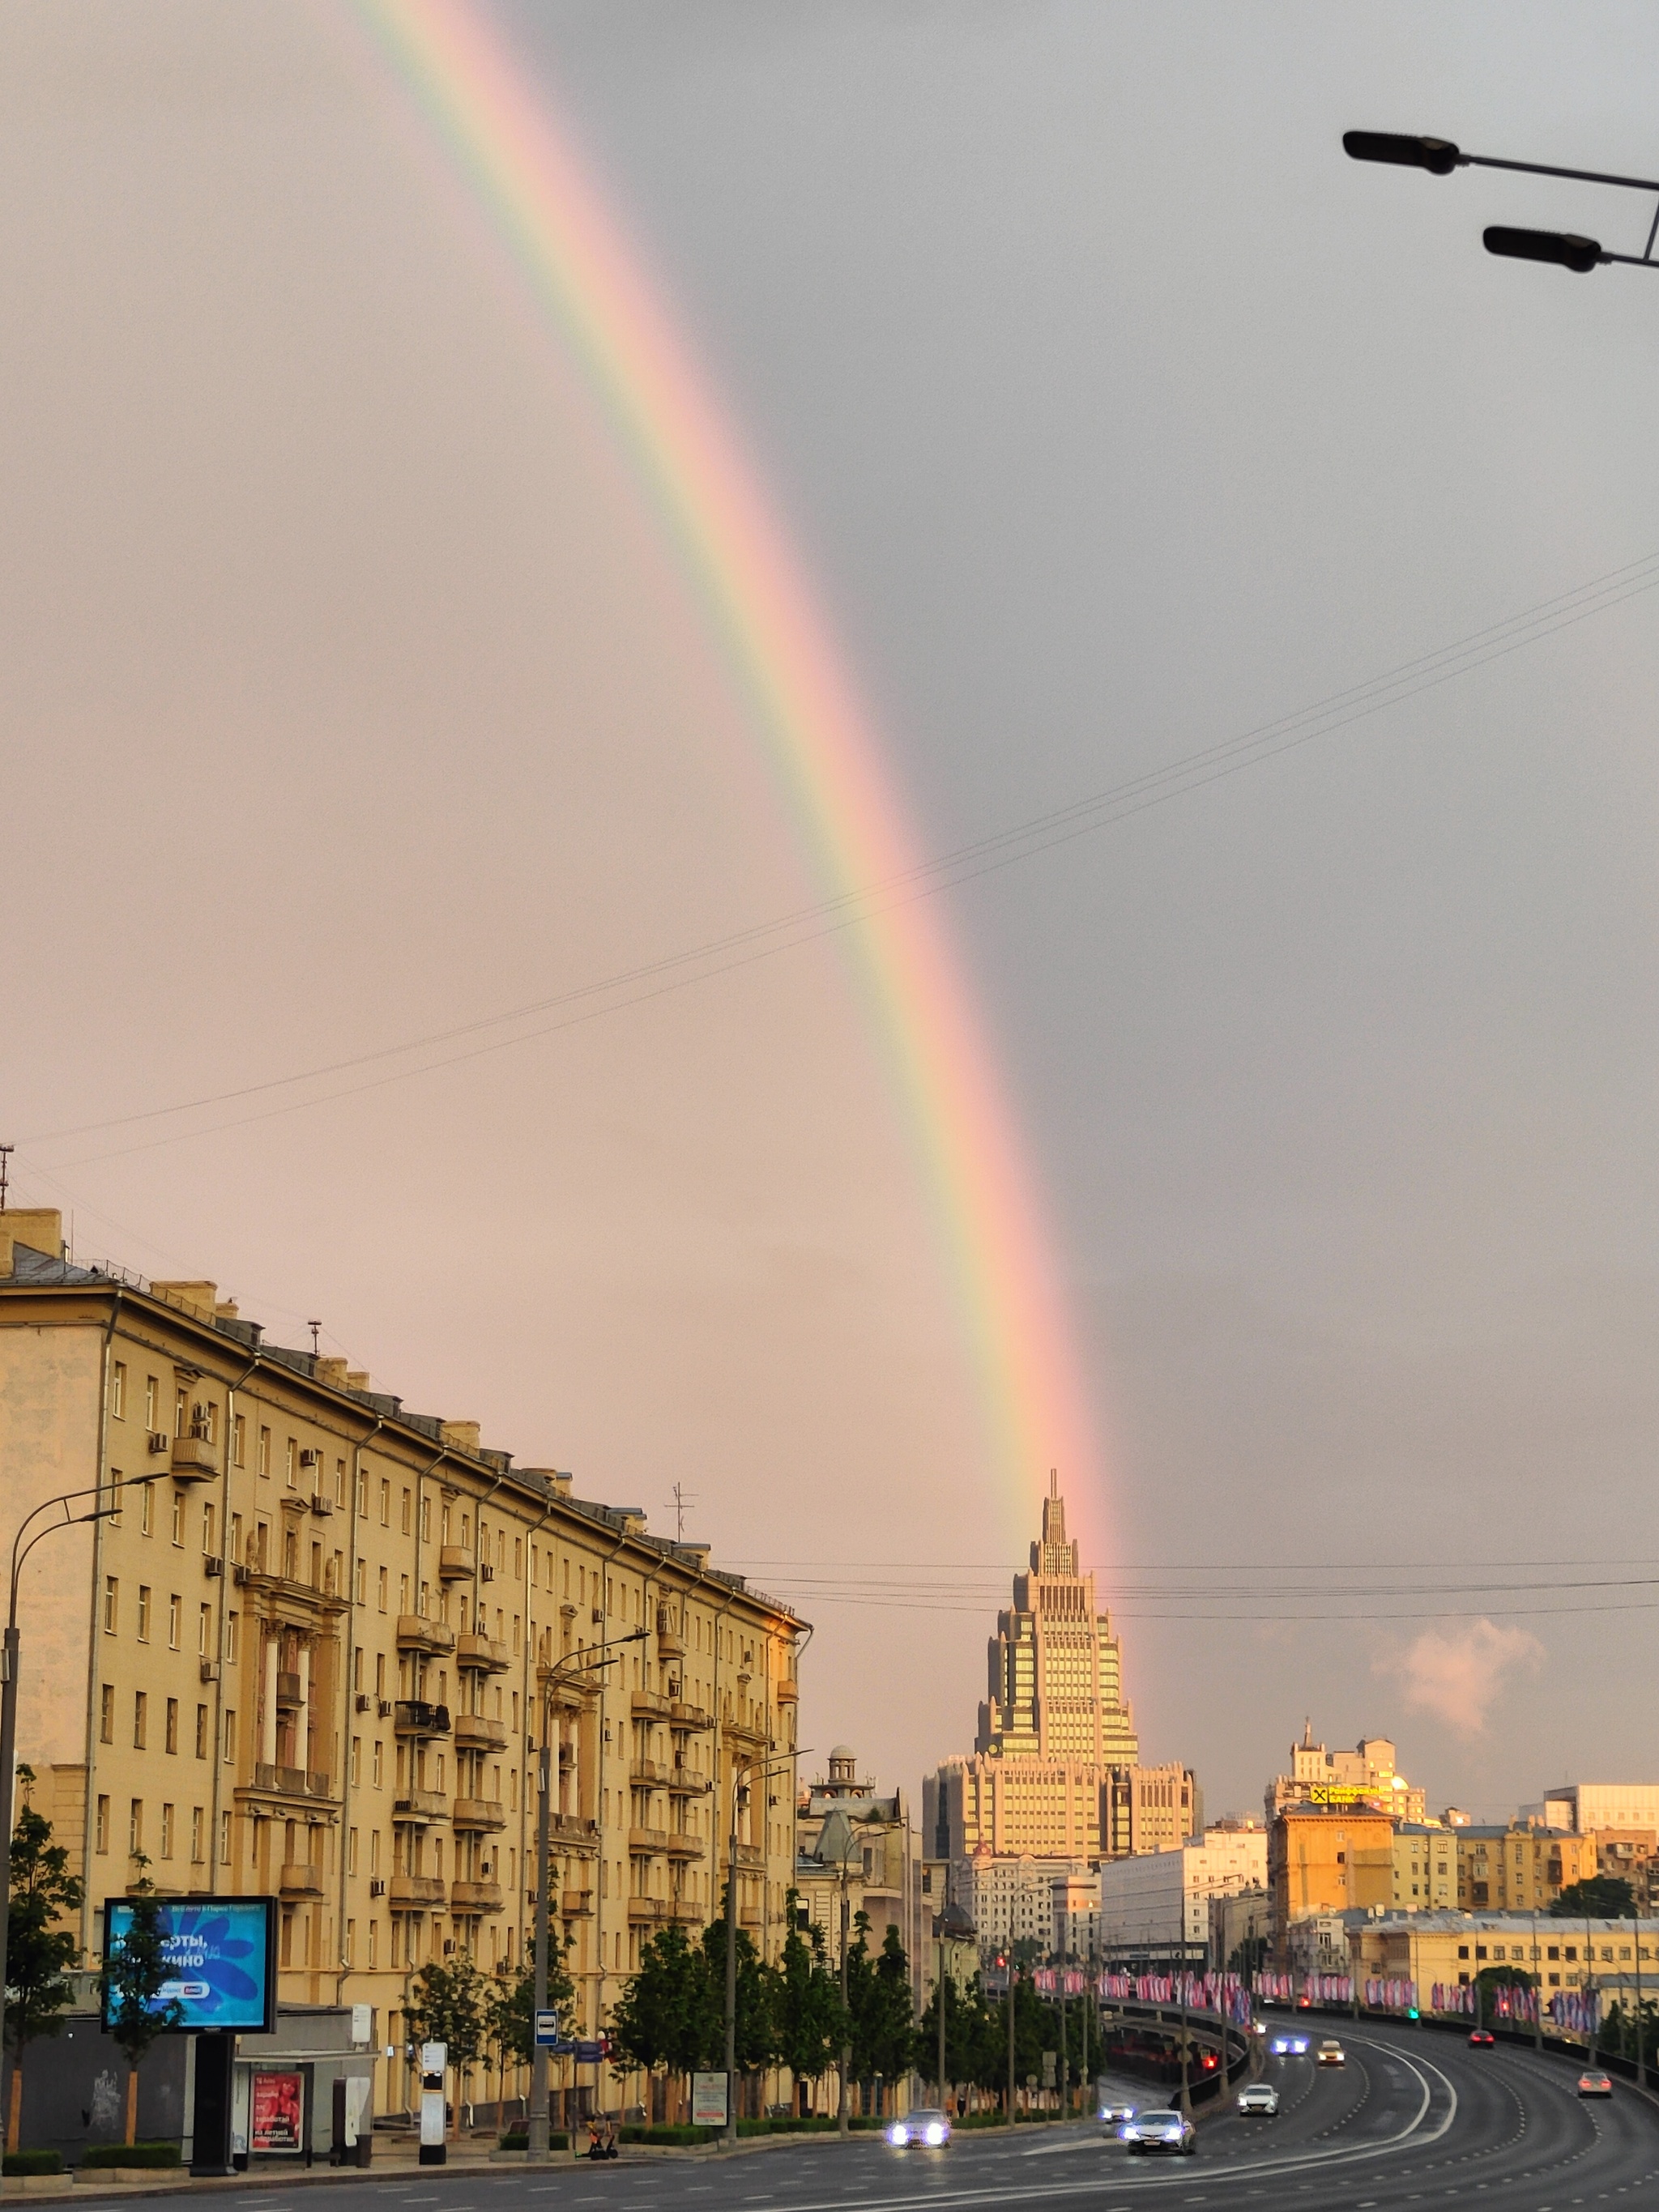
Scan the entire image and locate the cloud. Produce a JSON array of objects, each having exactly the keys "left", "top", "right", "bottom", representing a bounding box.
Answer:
[{"left": 1375, "top": 1618, "right": 1544, "bottom": 1741}]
